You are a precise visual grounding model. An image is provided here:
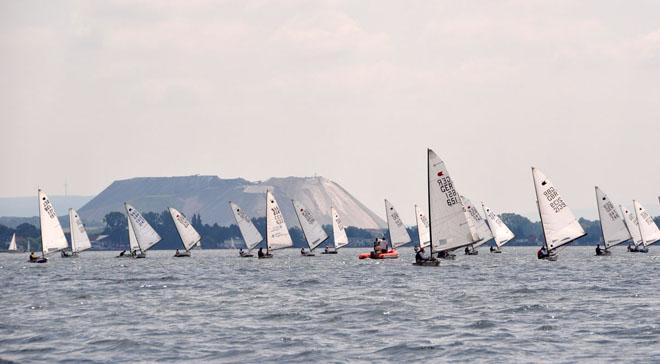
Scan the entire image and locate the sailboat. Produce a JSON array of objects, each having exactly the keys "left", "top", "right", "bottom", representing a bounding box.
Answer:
[
  {"left": 262, "top": 190, "right": 293, "bottom": 258},
  {"left": 169, "top": 207, "right": 201, "bottom": 257},
  {"left": 594, "top": 187, "right": 631, "bottom": 255},
  {"left": 125, "top": 203, "right": 162, "bottom": 258},
  {"left": 3, "top": 233, "right": 19, "bottom": 253},
  {"left": 461, "top": 196, "right": 493, "bottom": 255},
  {"left": 427, "top": 149, "right": 478, "bottom": 260},
  {"left": 292, "top": 200, "right": 328, "bottom": 256},
  {"left": 116, "top": 215, "right": 140, "bottom": 258},
  {"left": 414, "top": 204, "right": 430, "bottom": 250},
  {"left": 322, "top": 206, "right": 349, "bottom": 254},
  {"left": 620, "top": 205, "right": 646, "bottom": 252},
  {"left": 532, "top": 168, "right": 586, "bottom": 261},
  {"left": 632, "top": 200, "right": 660, "bottom": 252},
  {"left": 29, "top": 189, "right": 68, "bottom": 263},
  {"left": 61, "top": 209, "right": 92, "bottom": 258},
  {"left": 481, "top": 202, "right": 515, "bottom": 253},
  {"left": 229, "top": 201, "right": 263, "bottom": 257}
]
